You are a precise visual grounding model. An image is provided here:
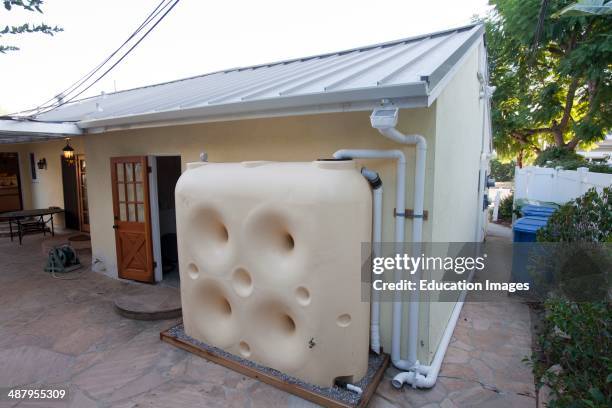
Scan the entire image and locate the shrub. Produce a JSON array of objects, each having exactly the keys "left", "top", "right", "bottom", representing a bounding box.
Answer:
[
  {"left": 531, "top": 299, "right": 612, "bottom": 408},
  {"left": 534, "top": 147, "right": 586, "bottom": 167},
  {"left": 490, "top": 159, "right": 515, "bottom": 182},
  {"left": 534, "top": 146, "right": 612, "bottom": 174},
  {"left": 497, "top": 193, "right": 515, "bottom": 222},
  {"left": 537, "top": 187, "right": 611, "bottom": 243},
  {"left": 528, "top": 187, "right": 612, "bottom": 407}
]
